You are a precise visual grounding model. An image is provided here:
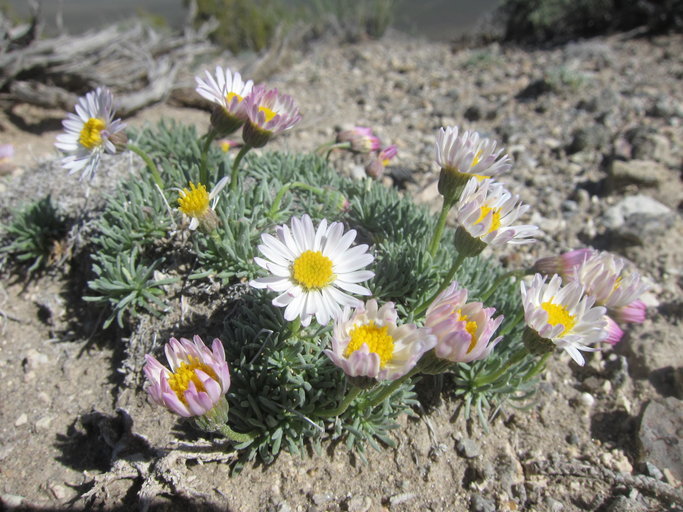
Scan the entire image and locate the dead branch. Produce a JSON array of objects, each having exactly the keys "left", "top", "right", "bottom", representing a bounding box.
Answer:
[{"left": 1, "top": 15, "right": 218, "bottom": 115}]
